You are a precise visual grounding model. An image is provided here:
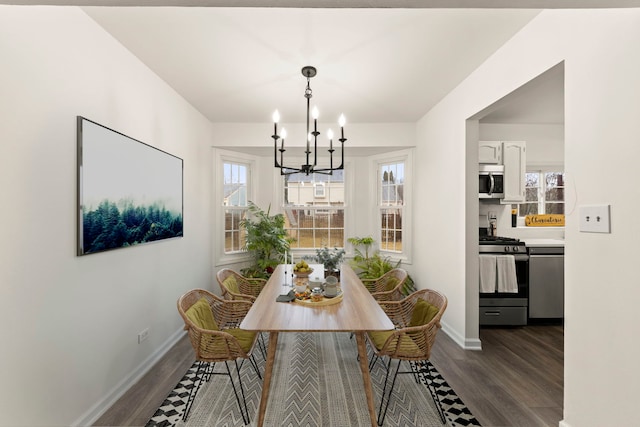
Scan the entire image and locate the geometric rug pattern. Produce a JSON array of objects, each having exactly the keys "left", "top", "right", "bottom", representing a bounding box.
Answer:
[{"left": 146, "top": 332, "right": 481, "bottom": 427}]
